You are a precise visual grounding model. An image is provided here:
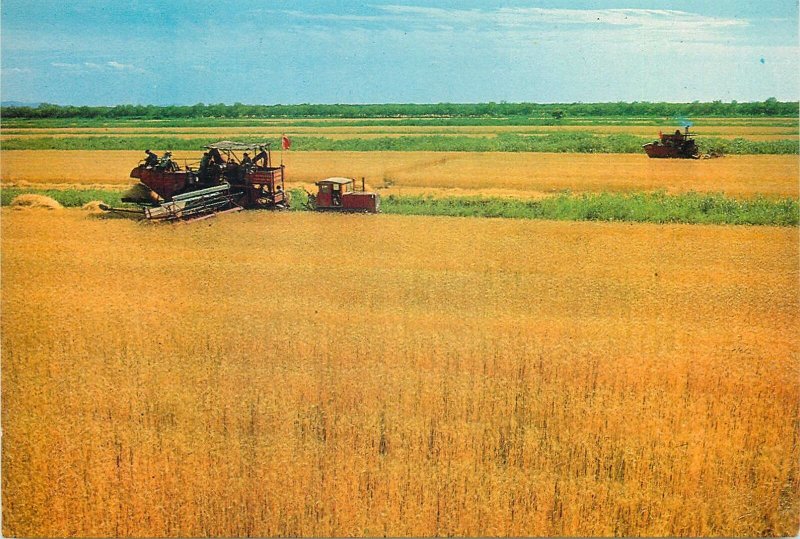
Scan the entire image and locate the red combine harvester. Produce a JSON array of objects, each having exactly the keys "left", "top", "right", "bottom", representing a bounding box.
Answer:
[
  {"left": 643, "top": 127, "right": 700, "bottom": 159},
  {"left": 104, "top": 141, "right": 288, "bottom": 221},
  {"left": 305, "top": 177, "right": 380, "bottom": 213}
]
